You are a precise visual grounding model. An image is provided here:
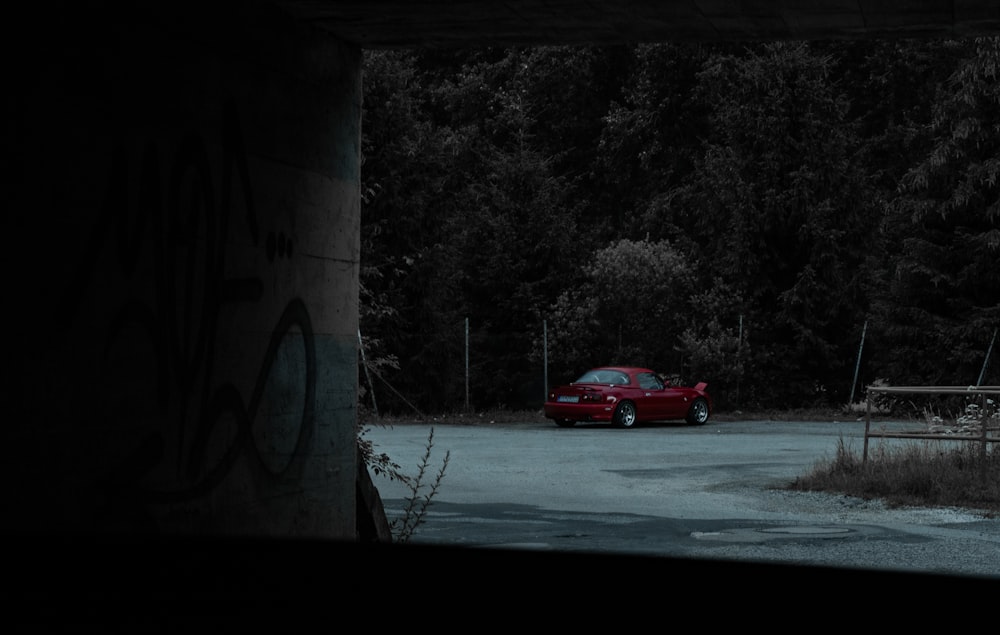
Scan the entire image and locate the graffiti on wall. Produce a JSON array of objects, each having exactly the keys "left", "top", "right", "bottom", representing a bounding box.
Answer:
[{"left": 67, "top": 100, "right": 317, "bottom": 529}]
